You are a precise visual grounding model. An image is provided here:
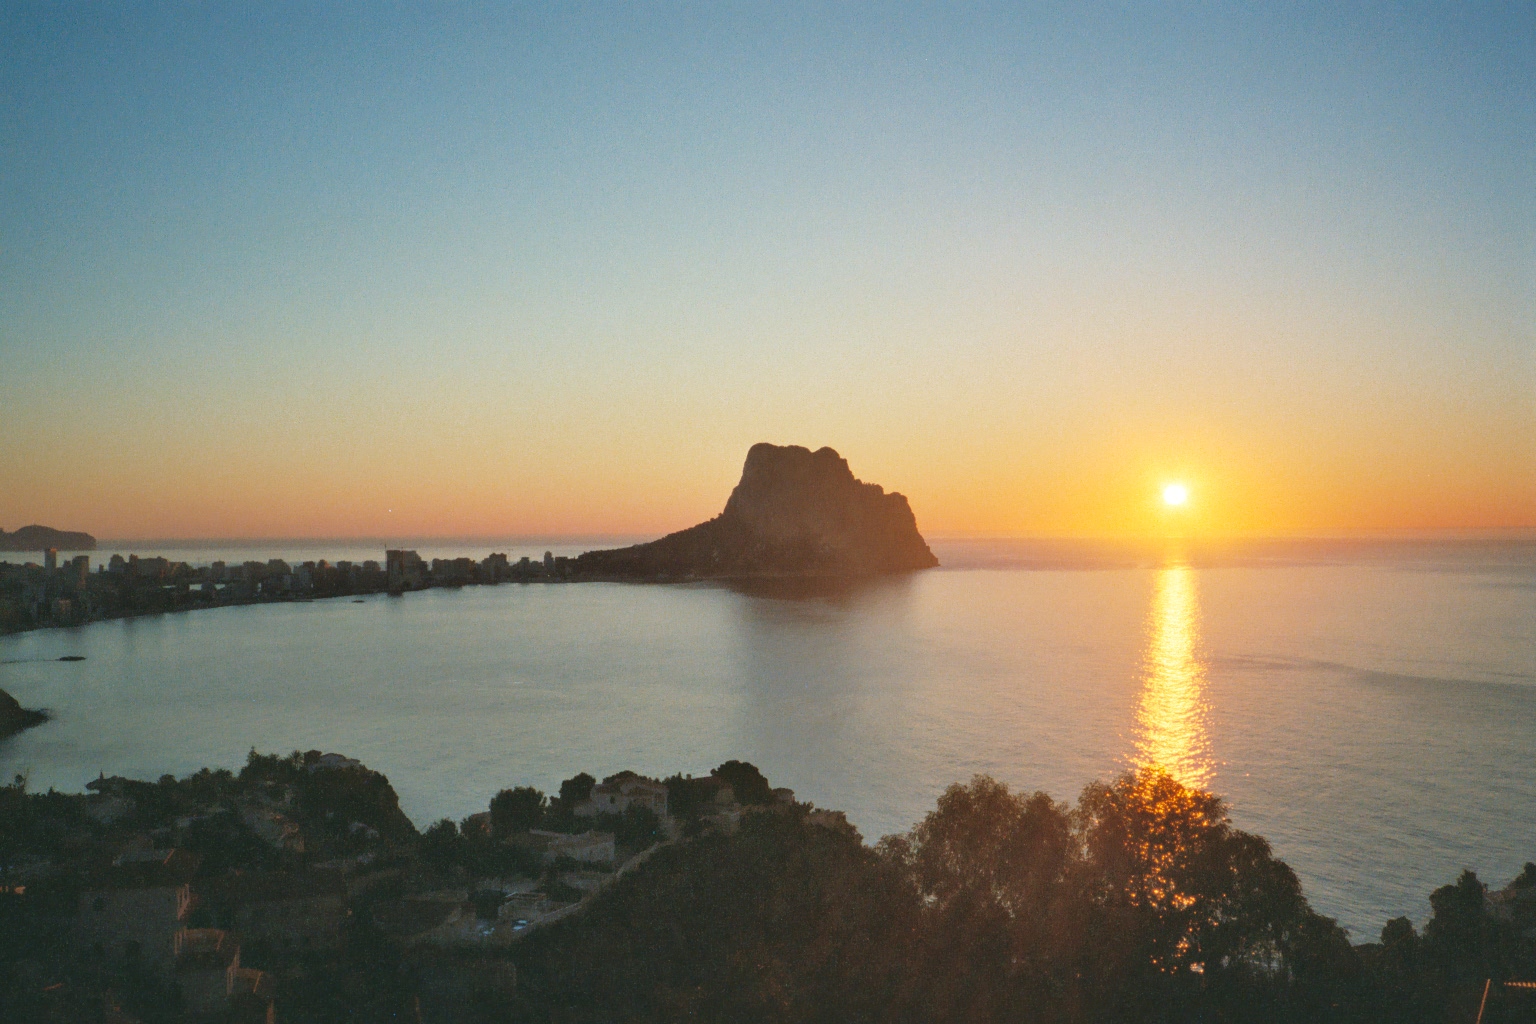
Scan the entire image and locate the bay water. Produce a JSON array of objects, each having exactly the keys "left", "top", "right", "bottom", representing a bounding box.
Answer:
[{"left": 2, "top": 538, "right": 1533, "bottom": 938}]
